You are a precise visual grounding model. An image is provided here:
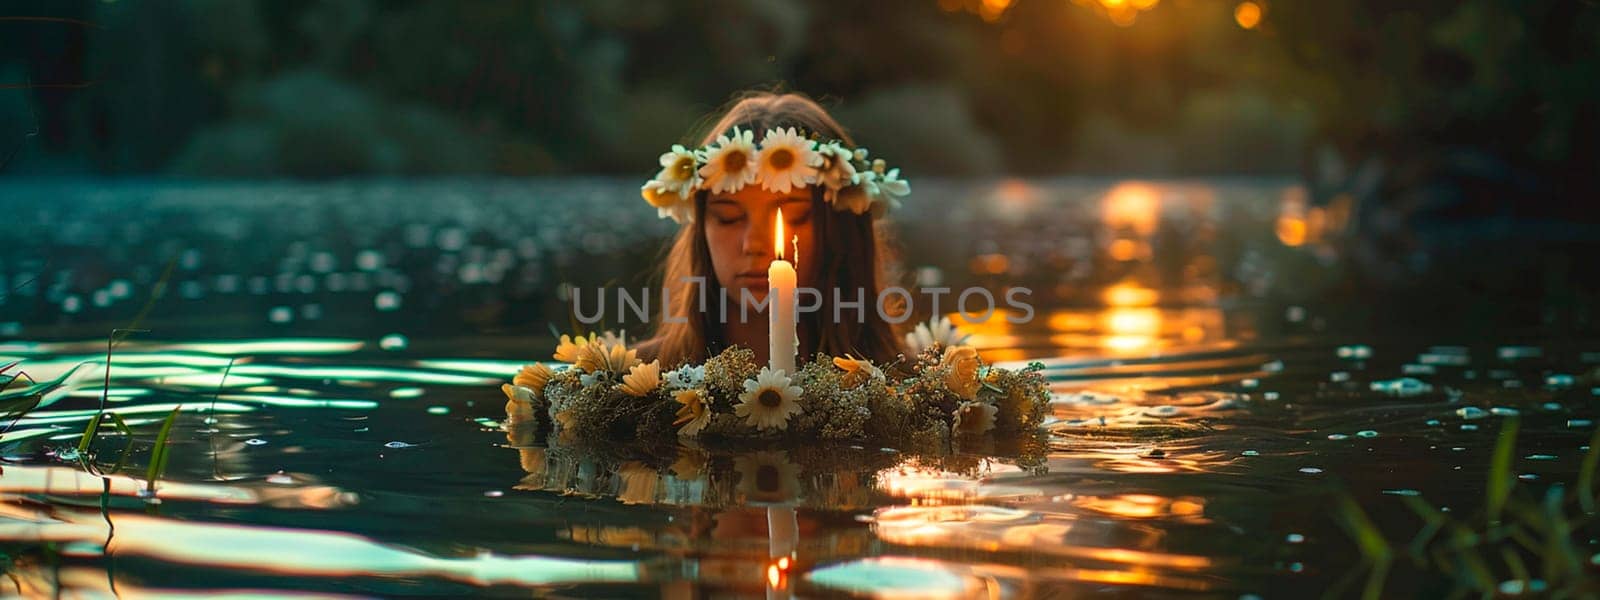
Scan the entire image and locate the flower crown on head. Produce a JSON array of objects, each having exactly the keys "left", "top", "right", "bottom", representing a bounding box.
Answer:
[{"left": 641, "top": 126, "right": 911, "bottom": 224}]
